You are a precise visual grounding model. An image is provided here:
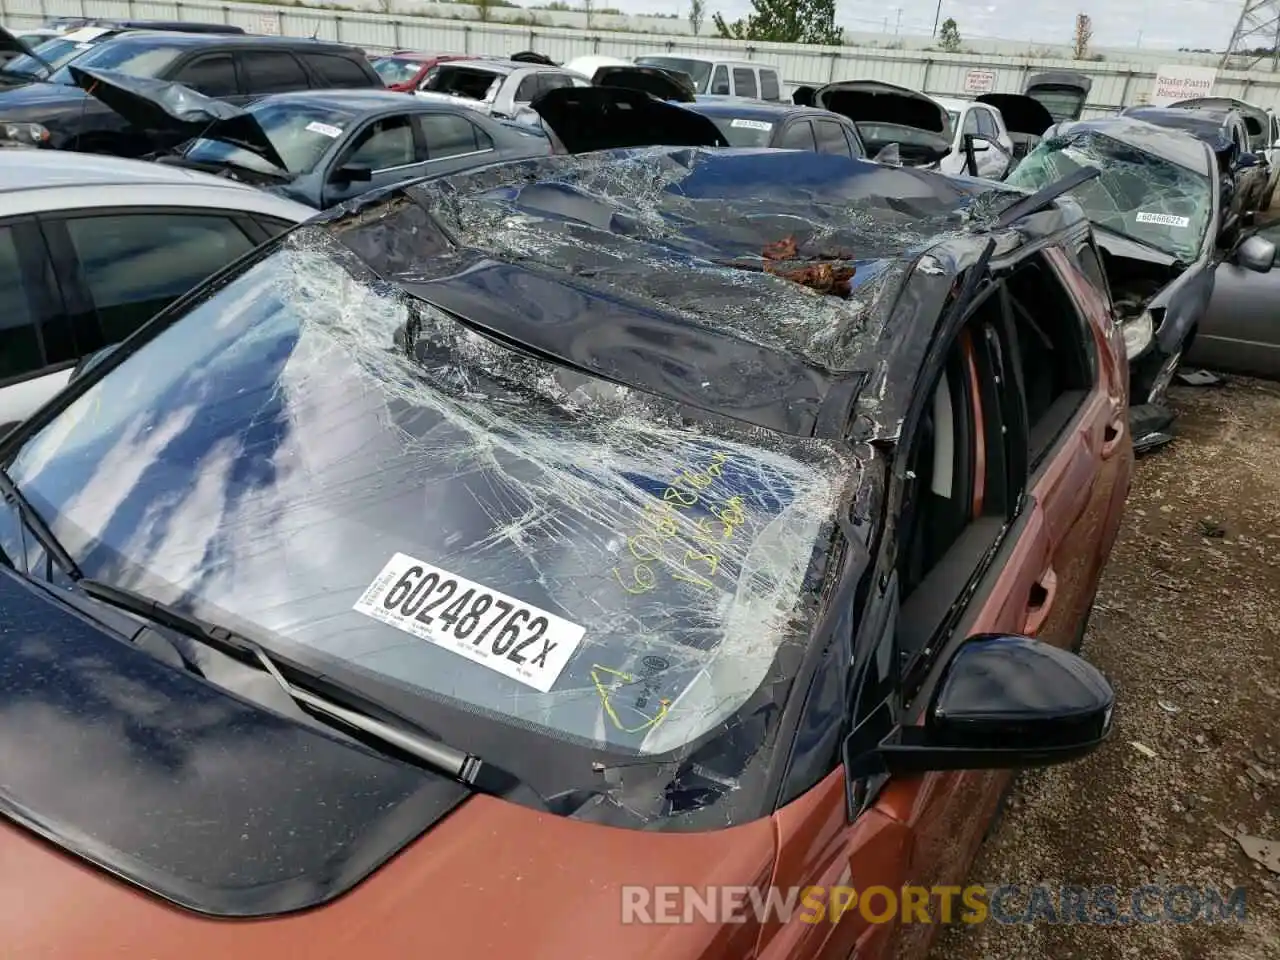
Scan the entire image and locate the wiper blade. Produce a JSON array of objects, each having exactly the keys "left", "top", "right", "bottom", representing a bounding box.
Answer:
[
  {"left": 76, "top": 577, "right": 547, "bottom": 806},
  {"left": 0, "top": 468, "right": 81, "bottom": 579}
]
